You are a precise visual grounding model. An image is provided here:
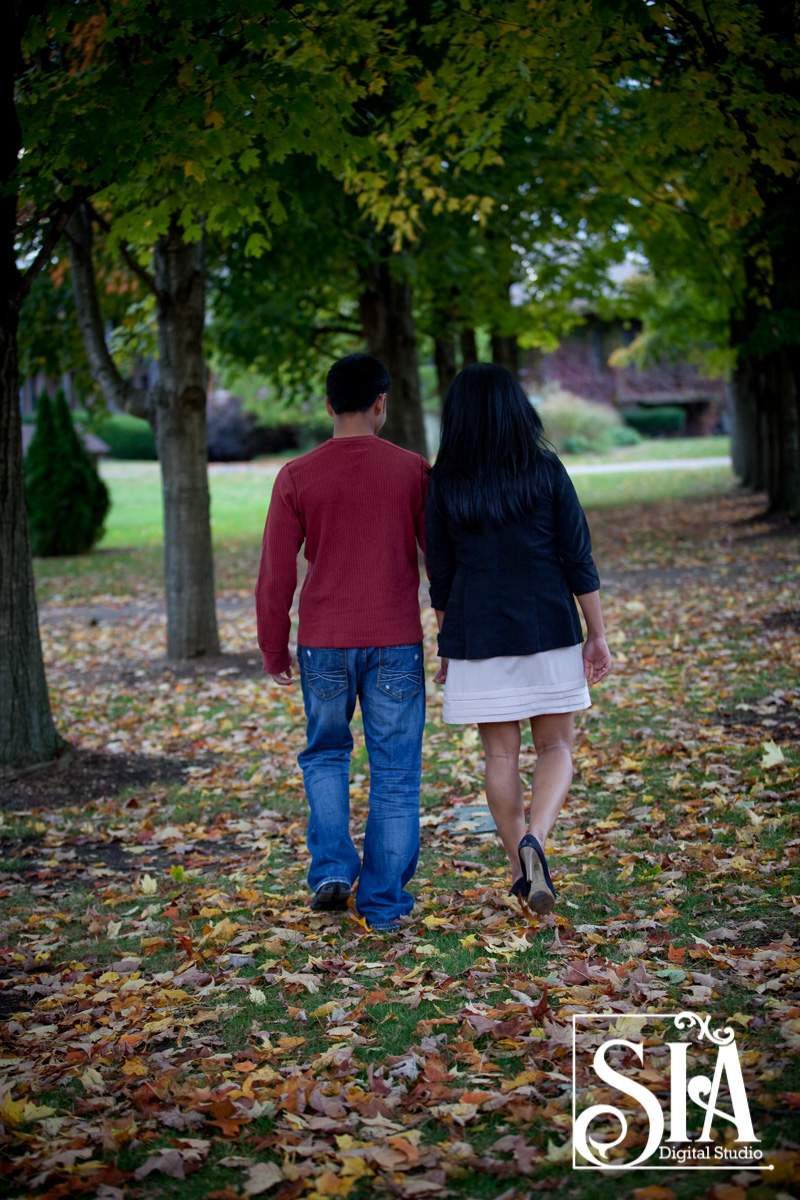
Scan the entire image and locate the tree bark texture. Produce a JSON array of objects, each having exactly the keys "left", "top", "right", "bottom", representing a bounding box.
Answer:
[
  {"left": 731, "top": 347, "right": 800, "bottom": 516},
  {"left": 66, "top": 206, "right": 147, "bottom": 418},
  {"left": 491, "top": 333, "right": 520, "bottom": 379},
  {"left": 152, "top": 221, "right": 220, "bottom": 659},
  {"left": 359, "top": 259, "right": 427, "bottom": 458},
  {"left": 68, "top": 207, "right": 220, "bottom": 658},
  {"left": 0, "top": 32, "right": 64, "bottom": 767},
  {"left": 460, "top": 328, "right": 478, "bottom": 367},
  {"left": 434, "top": 334, "right": 458, "bottom": 403}
]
